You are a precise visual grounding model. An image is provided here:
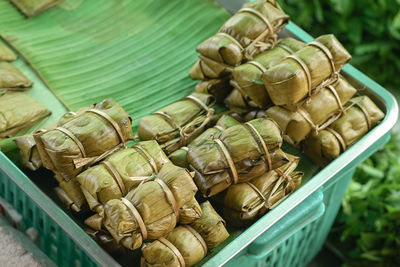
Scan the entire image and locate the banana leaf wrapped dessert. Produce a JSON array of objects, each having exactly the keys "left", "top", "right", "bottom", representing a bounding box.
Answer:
[
  {"left": 0, "top": 92, "right": 50, "bottom": 139},
  {"left": 14, "top": 121, "right": 60, "bottom": 171},
  {"left": 216, "top": 154, "right": 302, "bottom": 227},
  {"left": 266, "top": 76, "right": 357, "bottom": 145},
  {"left": 34, "top": 98, "right": 133, "bottom": 181},
  {"left": 87, "top": 163, "right": 202, "bottom": 250},
  {"left": 0, "top": 62, "right": 32, "bottom": 89},
  {"left": 302, "top": 95, "right": 385, "bottom": 166},
  {"left": 54, "top": 177, "right": 87, "bottom": 212},
  {"left": 11, "top": 0, "right": 61, "bottom": 18},
  {"left": 262, "top": 34, "right": 352, "bottom": 107},
  {"left": 169, "top": 115, "right": 240, "bottom": 168},
  {"left": 194, "top": 78, "right": 232, "bottom": 104},
  {"left": 191, "top": 0, "right": 289, "bottom": 81},
  {"left": 85, "top": 228, "right": 128, "bottom": 256},
  {"left": 77, "top": 140, "right": 170, "bottom": 213},
  {"left": 138, "top": 93, "right": 215, "bottom": 154},
  {"left": 188, "top": 118, "right": 288, "bottom": 197},
  {"left": 33, "top": 99, "right": 132, "bottom": 212},
  {"left": 189, "top": 57, "right": 233, "bottom": 80},
  {"left": 14, "top": 134, "right": 42, "bottom": 170},
  {"left": 224, "top": 87, "right": 259, "bottom": 114},
  {"left": 141, "top": 201, "right": 229, "bottom": 267},
  {"left": 0, "top": 43, "right": 16, "bottom": 62},
  {"left": 230, "top": 37, "right": 306, "bottom": 110},
  {"left": 14, "top": 114, "right": 94, "bottom": 211}
]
